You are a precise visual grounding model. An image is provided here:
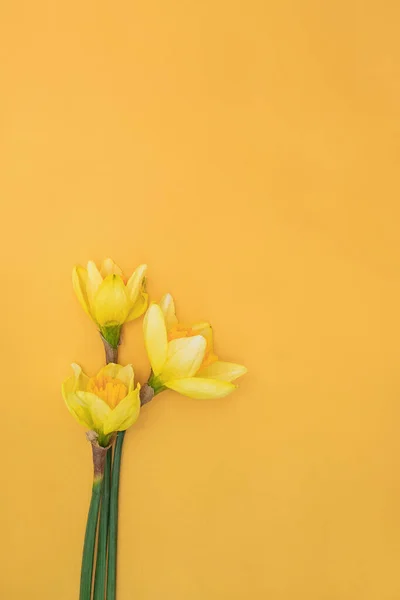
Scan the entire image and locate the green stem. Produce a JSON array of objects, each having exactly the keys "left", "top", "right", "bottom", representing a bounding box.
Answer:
[
  {"left": 107, "top": 430, "right": 126, "bottom": 600},
  {"left": 93, "top": 449, "right": 112, "bottom": 599},
  {"left": 80, "top": 476, "right": 103, "bottom": 600}
]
